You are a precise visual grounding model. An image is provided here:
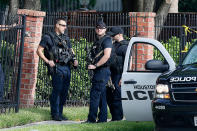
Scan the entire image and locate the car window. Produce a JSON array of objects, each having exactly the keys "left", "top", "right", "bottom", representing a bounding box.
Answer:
[
  {"left": 127, "top": 42, "right": 167, "bottom": 72},
  {"left": 182, "top": 44, "right": 197, "bottom": 65}
]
